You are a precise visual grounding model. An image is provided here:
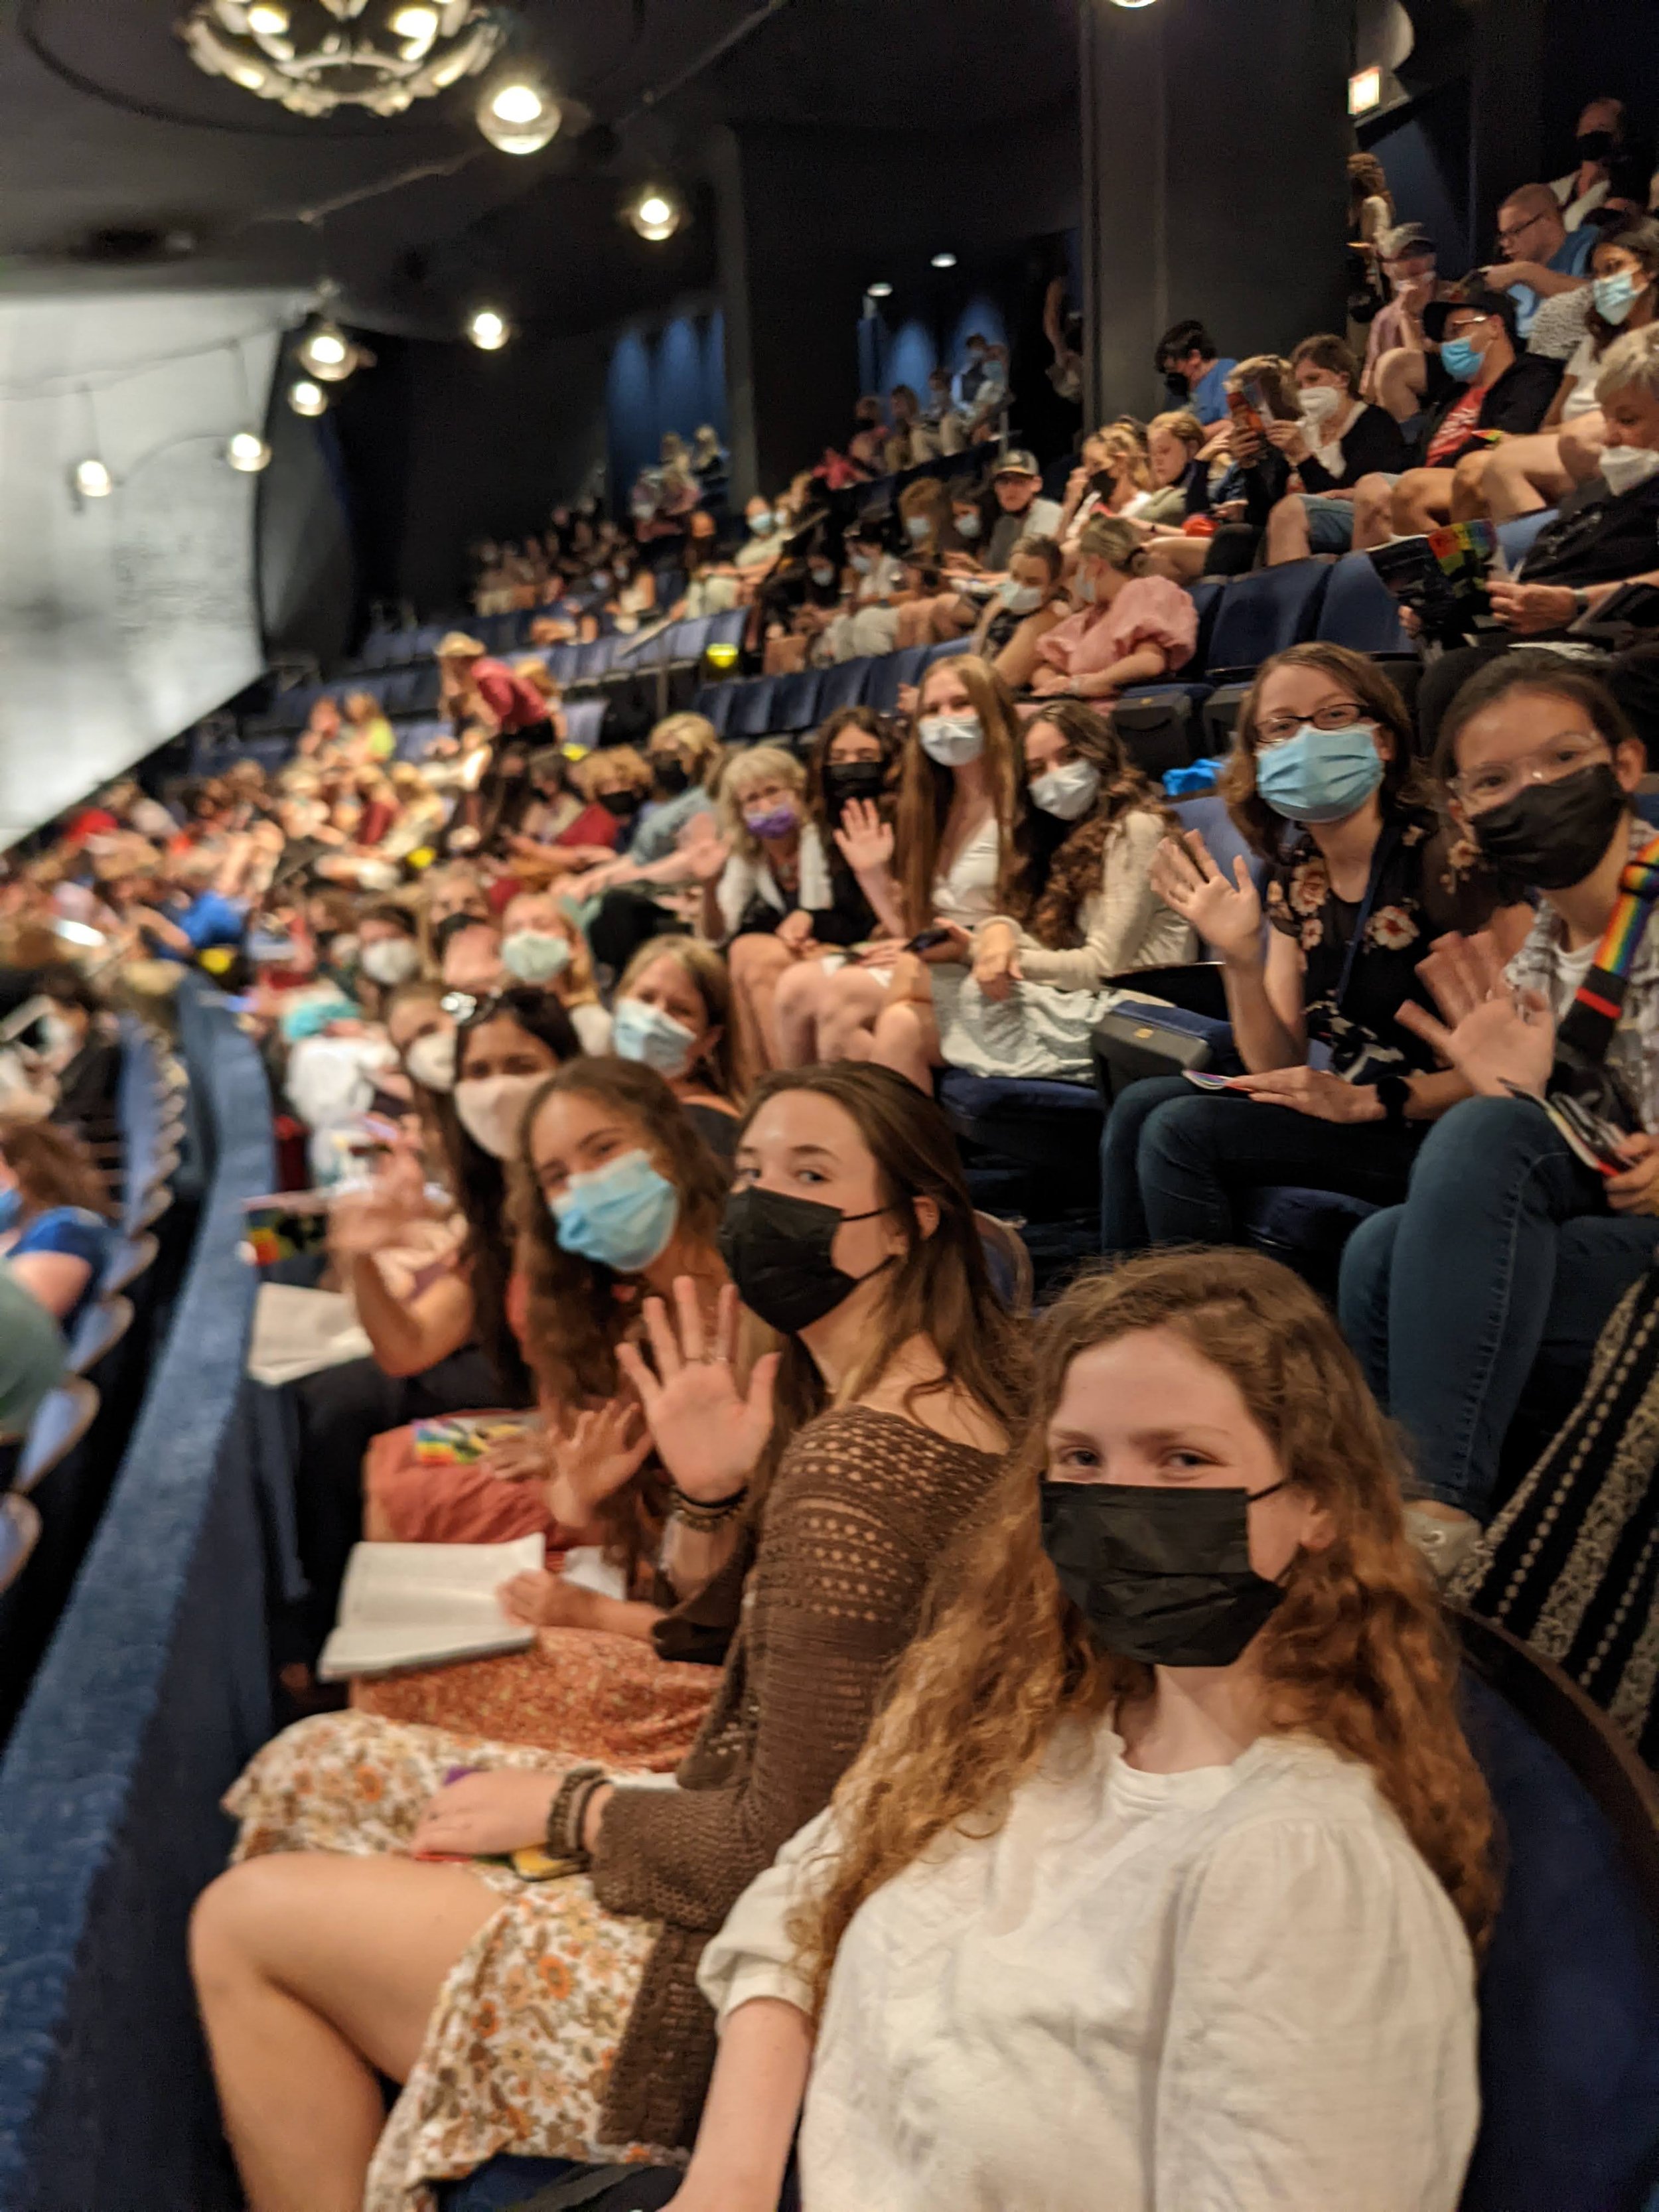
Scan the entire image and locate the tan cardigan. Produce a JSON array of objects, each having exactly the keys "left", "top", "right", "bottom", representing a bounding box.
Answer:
[
  {"left": 593, "top": 1404, "right": 1001, "bottom": 2150},
  {"left": 983, "top": 807, "right": 1194, "bottom": 991}
]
